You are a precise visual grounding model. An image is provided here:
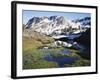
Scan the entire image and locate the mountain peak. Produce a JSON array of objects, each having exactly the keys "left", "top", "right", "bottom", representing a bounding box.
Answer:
[{"left": 24, "top": 16, "right": 90, "bottom": 36}]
